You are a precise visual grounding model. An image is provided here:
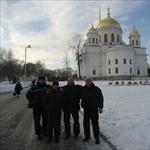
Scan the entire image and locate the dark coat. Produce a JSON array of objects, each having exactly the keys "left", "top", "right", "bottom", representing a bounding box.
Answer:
[
  {"left": 62, "top": 84, "right": 82, "bottom": 112},
  {"left": 15, "top": 83, "right": 23, "bottom": 95},
  {"left": 46, "top": 87, "right": 63, "bottom": 116},
  {"left": 26, "top": 84, "right": 49, "bottom": 108},
  {"left": 81, "top": 83, "right": 104, "bottom": 111}
]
